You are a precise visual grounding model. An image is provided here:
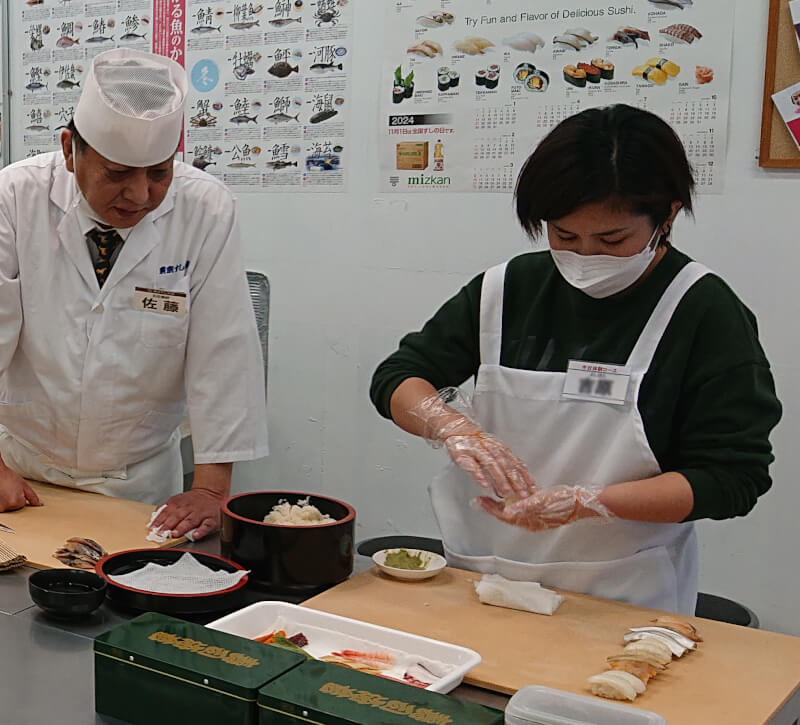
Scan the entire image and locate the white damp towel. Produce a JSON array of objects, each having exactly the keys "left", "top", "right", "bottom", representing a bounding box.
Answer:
[
  {"left": 108, "top": 552, "right": 248, "bottom": 594},
  {"left": 474, "top": 573, "right": 564, "bottom": 616}
]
